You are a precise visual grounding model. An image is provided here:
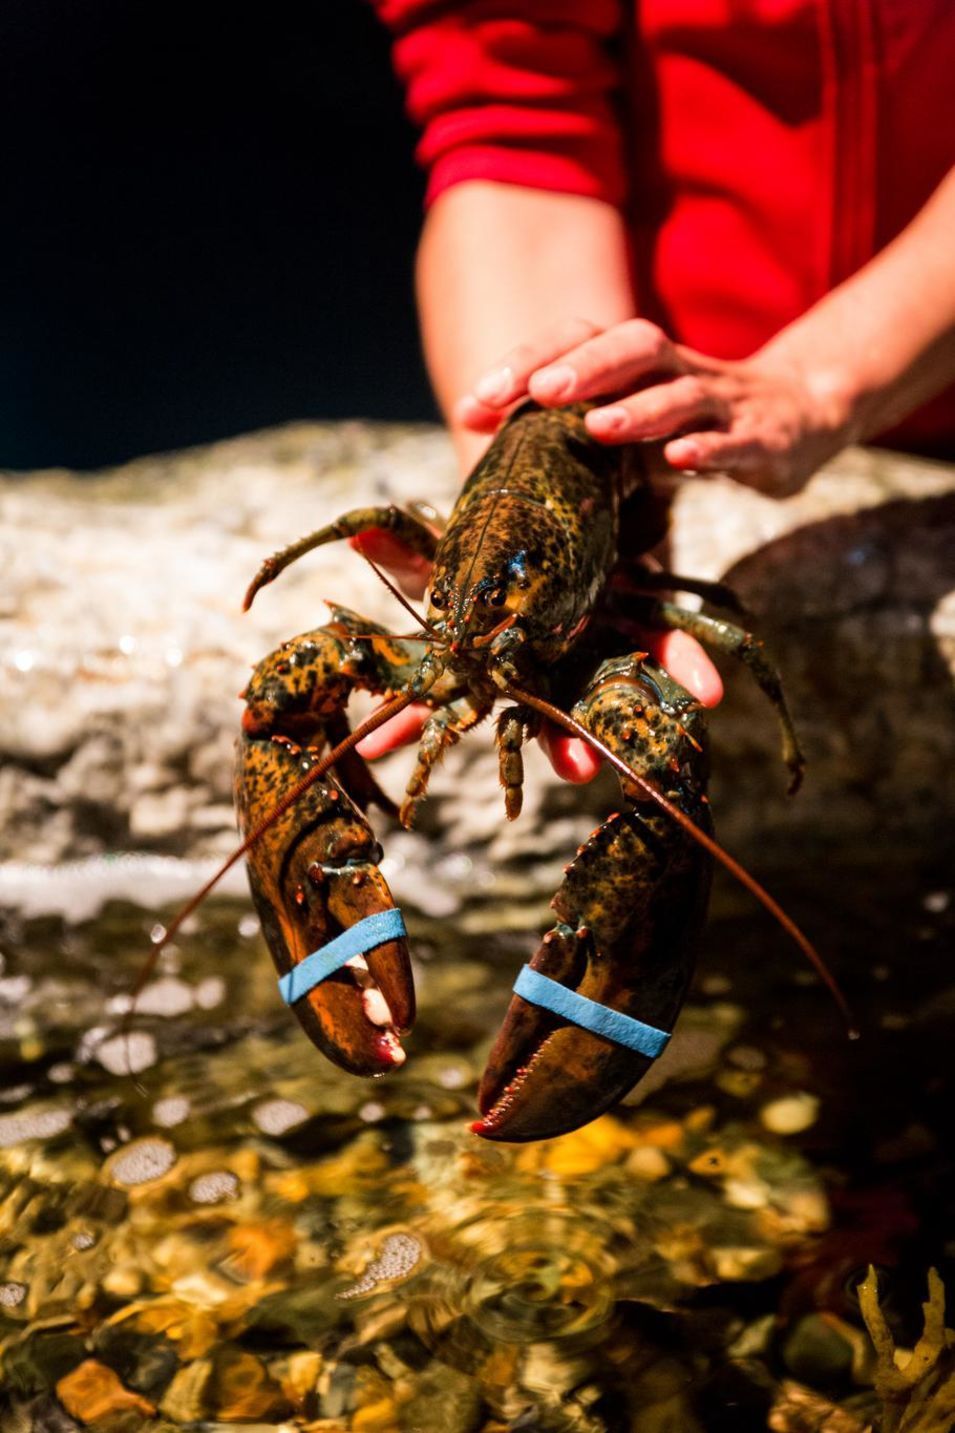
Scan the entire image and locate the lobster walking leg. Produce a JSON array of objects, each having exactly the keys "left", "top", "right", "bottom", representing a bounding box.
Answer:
[
  {"left": 496, "top": 706, "right": 539, "bottom": 821},
  {"left": 400, "top": 696, "right": 487, "bottom": 828},
  {"left": 238, "top": 606, "right": 425, "bottom": 1075},
  {"left": 476, "top": 653, "right": 712, "bottom": 1141},
  {"left": 640, "top": 599, "right": 805, "bottom": 792}
]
